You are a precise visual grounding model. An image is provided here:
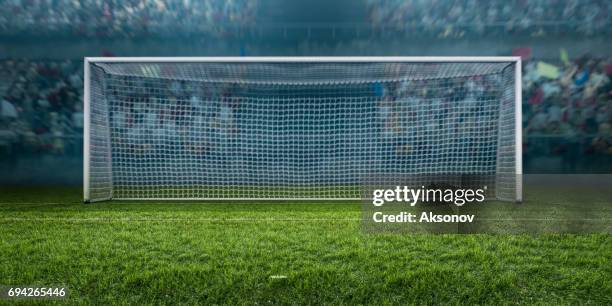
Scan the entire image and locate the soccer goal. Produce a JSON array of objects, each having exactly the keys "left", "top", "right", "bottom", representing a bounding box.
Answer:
[{"left": 84, "top": 57, "right": 521, "bottom": 202}]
